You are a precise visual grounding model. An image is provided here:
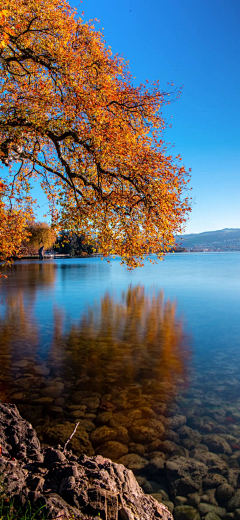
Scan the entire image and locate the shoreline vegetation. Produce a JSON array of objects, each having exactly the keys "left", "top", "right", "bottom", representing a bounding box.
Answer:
[
  {"left": 3, "top": 228, "right": 240, "bottom": 267},
  {"left": 10, "top": 228, "right": 240, "bottom": 262},
  {"left": 11, "top": 247, "right": 240, "bottom": 261}
]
